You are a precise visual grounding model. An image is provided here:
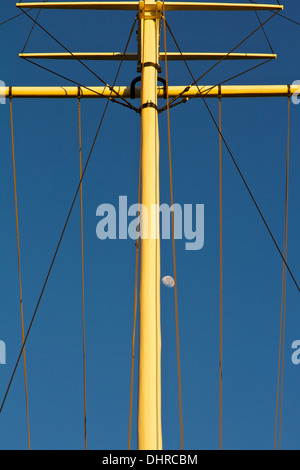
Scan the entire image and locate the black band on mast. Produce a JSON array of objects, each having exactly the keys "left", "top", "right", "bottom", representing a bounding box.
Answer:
[
  {"left": 140, "top": 101, "right": 160, "bottom": 112},
  {"left": 141, "top": 62, "right": 162, "bottom": 73}
]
